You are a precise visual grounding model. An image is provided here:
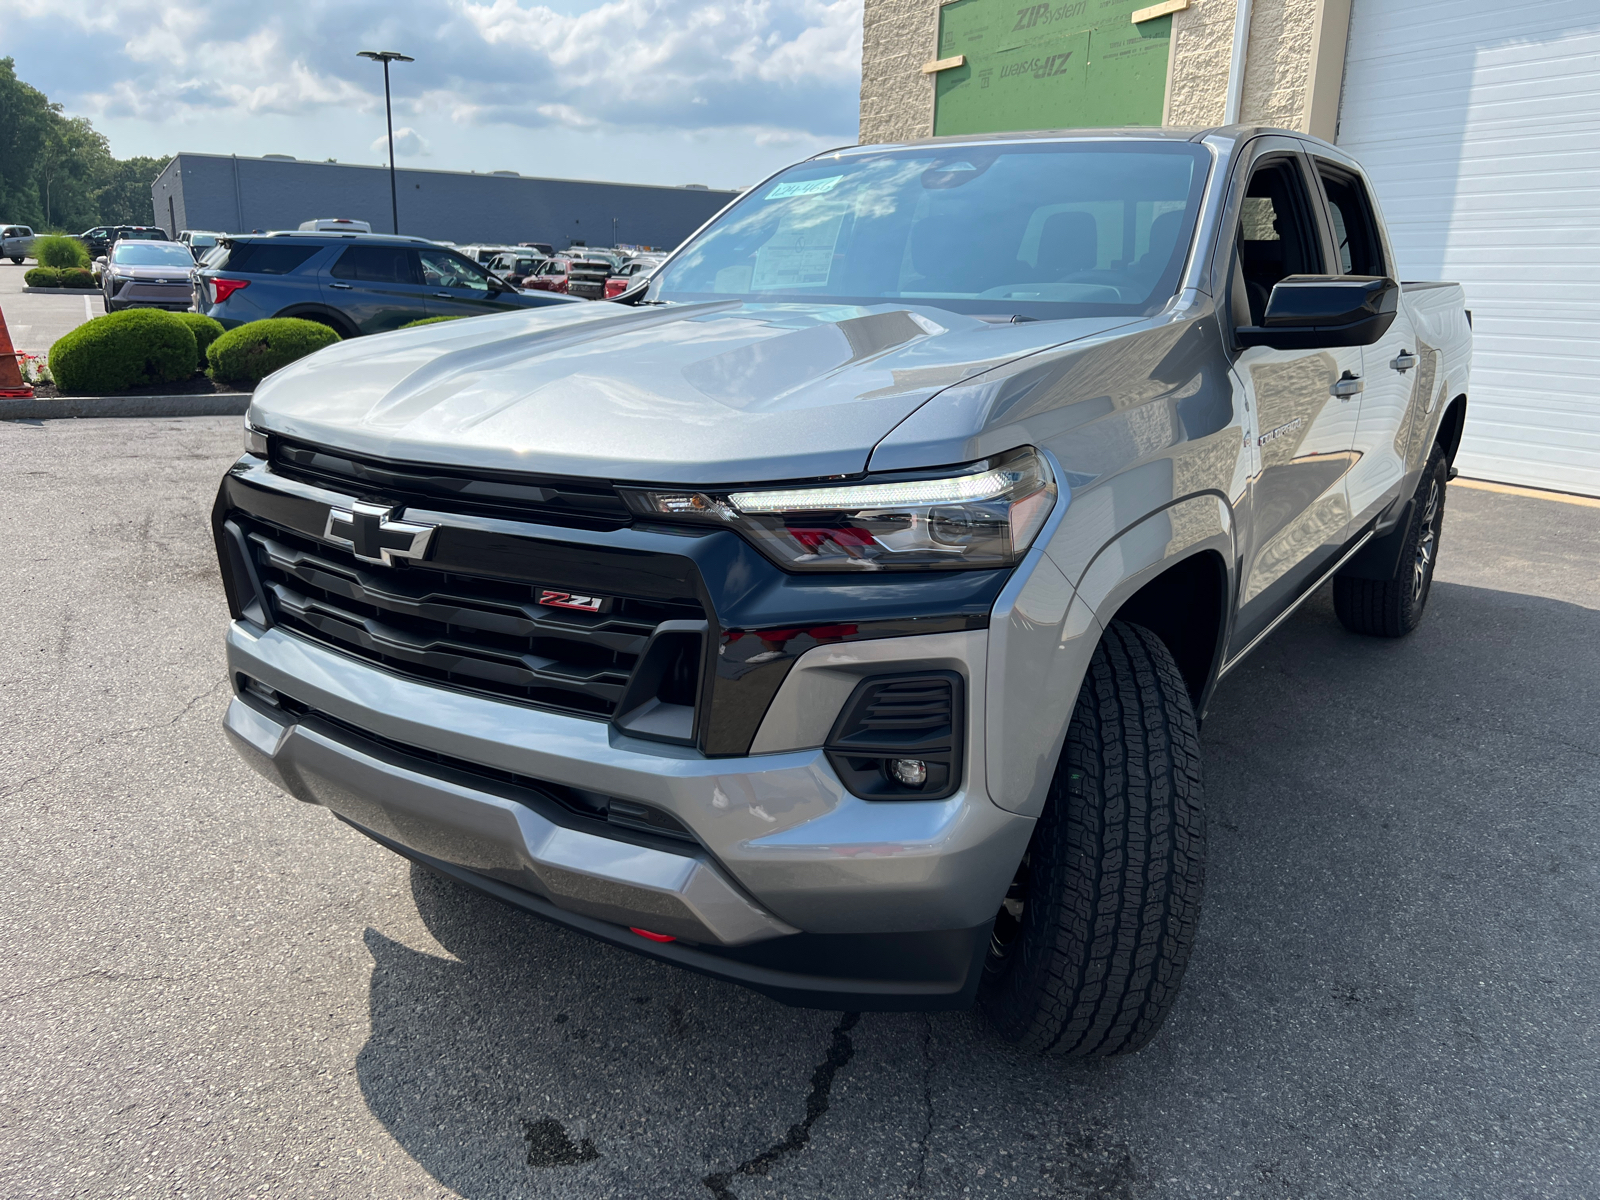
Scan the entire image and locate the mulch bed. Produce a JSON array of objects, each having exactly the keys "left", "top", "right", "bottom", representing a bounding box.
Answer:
[{"left": 27, "top": 376, "right": 255, "bottom": 399}]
